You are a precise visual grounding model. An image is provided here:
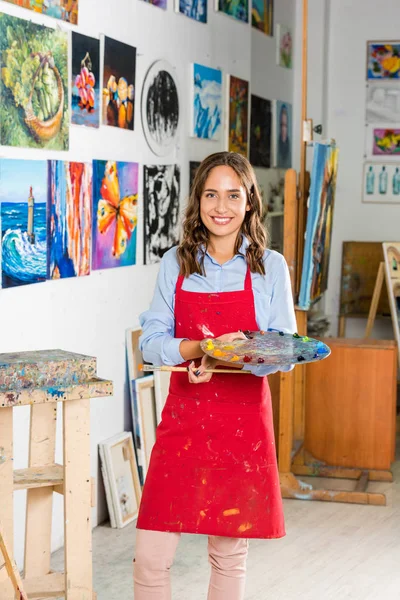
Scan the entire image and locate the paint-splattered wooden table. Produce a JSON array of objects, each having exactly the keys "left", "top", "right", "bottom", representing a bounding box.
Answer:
[{"left": 0, "top": 349, "right": 113, "bottom": 600}]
